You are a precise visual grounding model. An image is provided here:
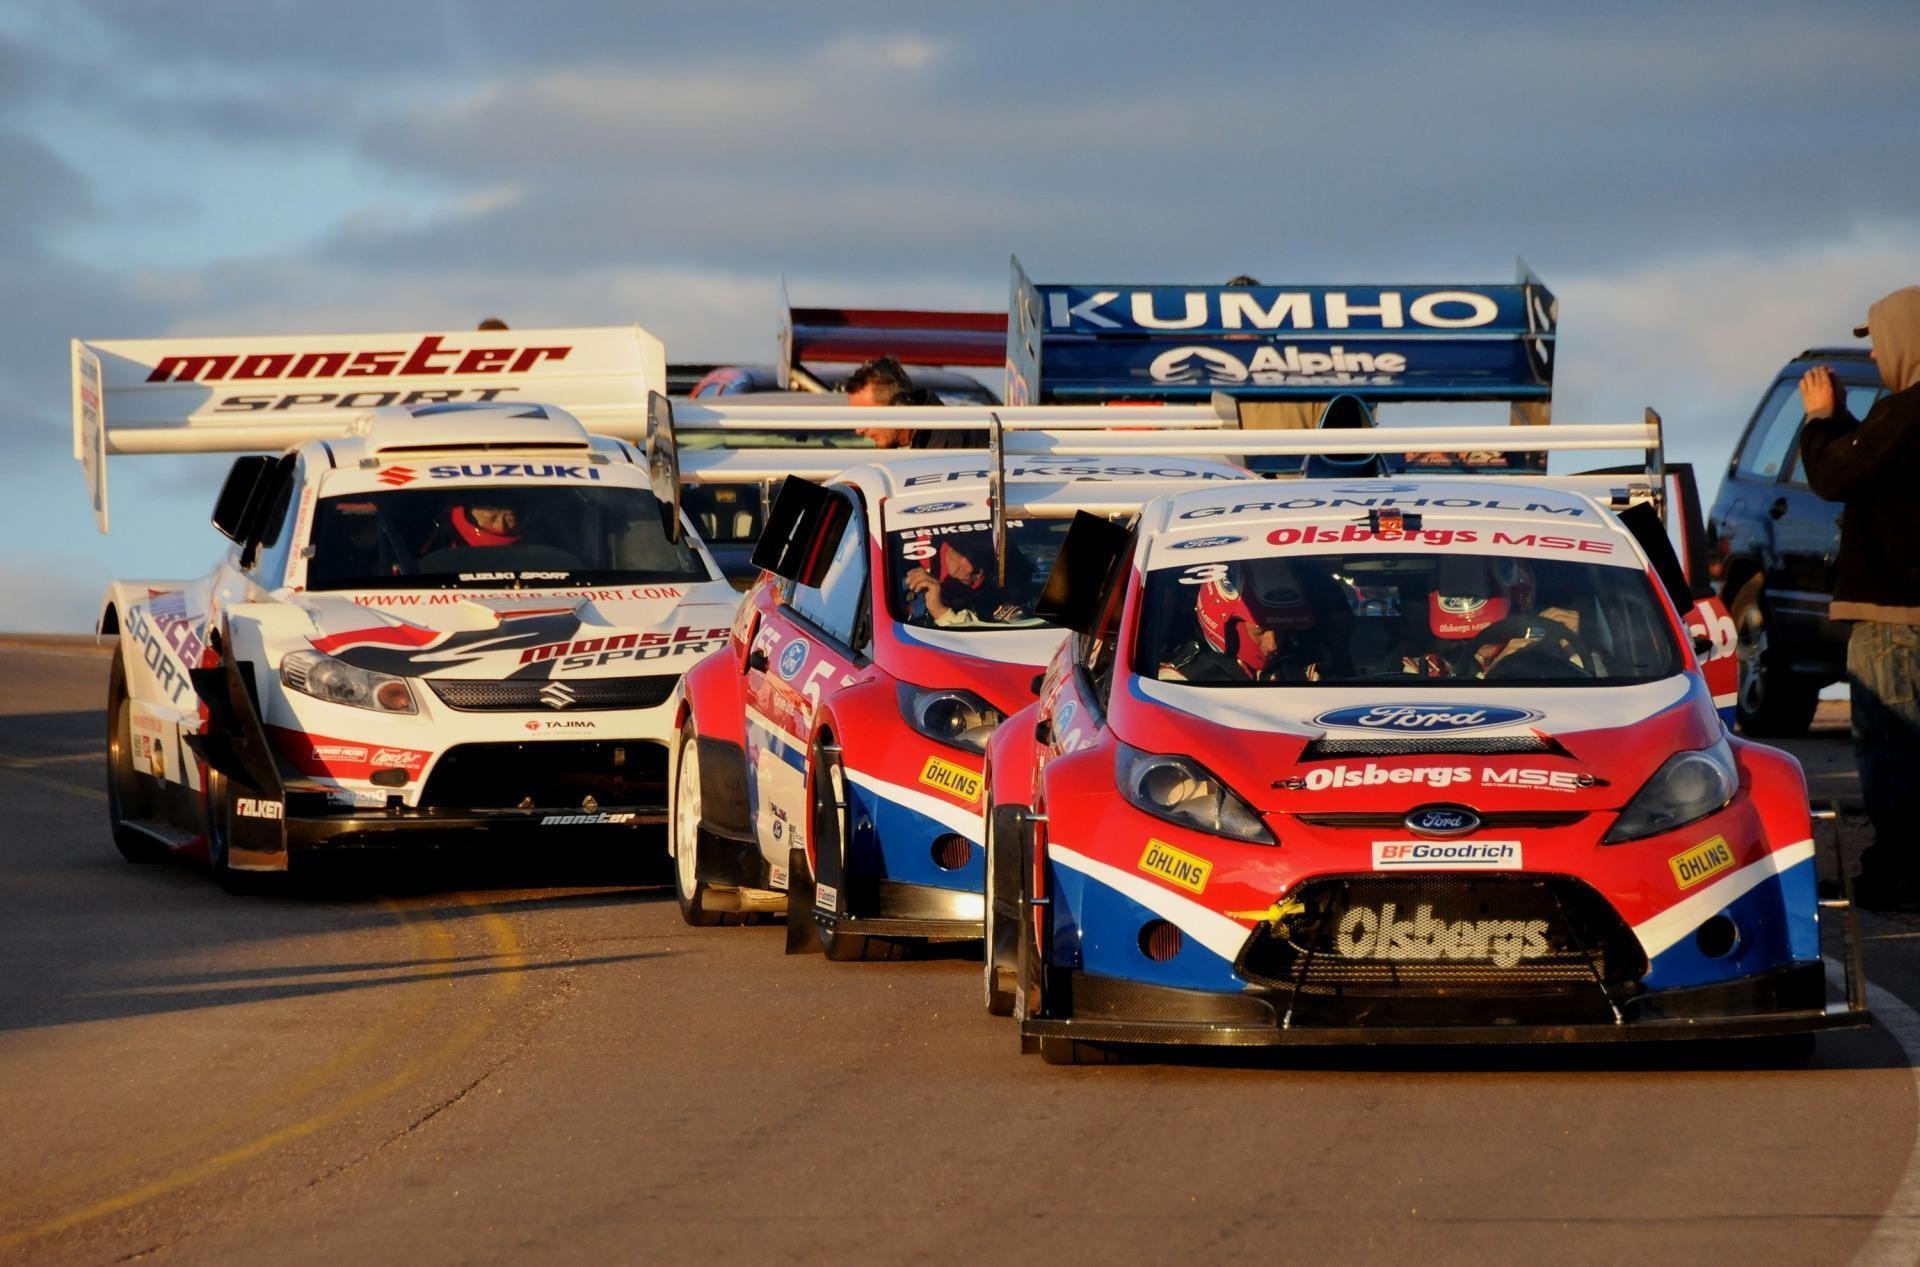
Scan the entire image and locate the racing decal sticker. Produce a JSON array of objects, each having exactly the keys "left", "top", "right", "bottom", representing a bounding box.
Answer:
[
  {"left": 1137, "top": 839, "right": 1213, "bottom": 894},
  {"left": 1372, "top": 840, "right": 1521, "bottom": 870},
  {"left": 235, "top": 797, "right": 284, "bottom": 821},
  {"left": 540, "top": 812, "right": 637, "bottom": 826},
  {"left": 777, "top": 638, "right": 811, "bottom": 681},
  {"left": 1282, "top": 763, "right": 1595, "bottom": 793},
  {"left": 270, "top": 728, "right": 431, "bottom": 781},
  {"left": 900, "top": 501, "right": 970, "bottom": 515},
  {"left": 1169, "top": 535, "right": 1245, "bottom": 550},
  {"left": 1313, "top": 704, "right": 1542, "bottom": 733},
  {"left": 1668, "top": 835, "right": 1736, "bottom": 891},
  {"left": 1335, "top": 903, "right": 1549, "bottom": 968},
  {"left": 815, "top": 882, "right": 839, "bottom": 912},
  {"left": 1179, "top": 494, "right": 1585, "bottom": 520},
  {"left": 918, "top": 756, "right": 982, "bottom": 805}
]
